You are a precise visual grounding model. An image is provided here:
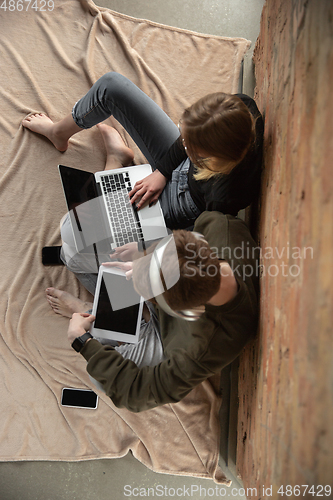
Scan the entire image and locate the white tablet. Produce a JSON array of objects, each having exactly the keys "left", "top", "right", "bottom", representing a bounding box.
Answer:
[{"left": 90, "top": 265, "right": 144, "bottom": 344}]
